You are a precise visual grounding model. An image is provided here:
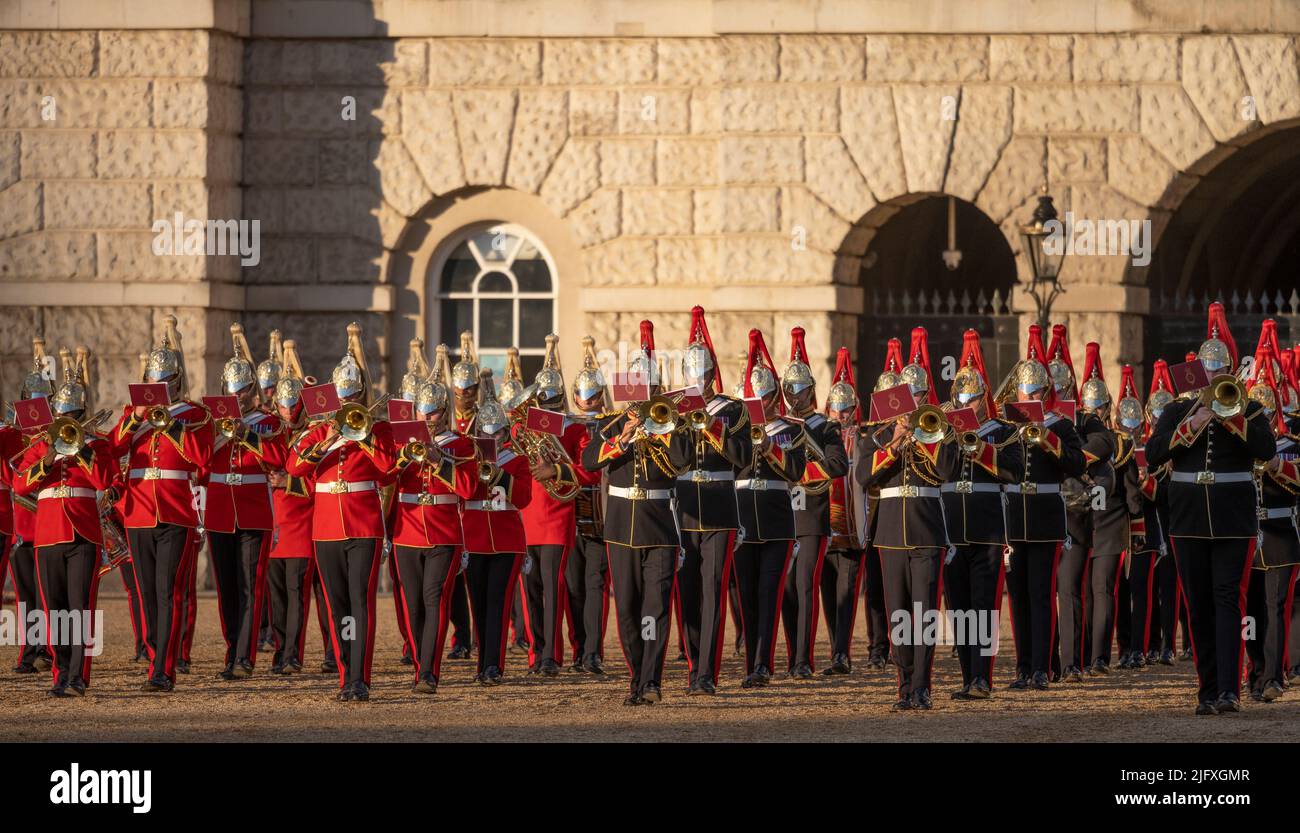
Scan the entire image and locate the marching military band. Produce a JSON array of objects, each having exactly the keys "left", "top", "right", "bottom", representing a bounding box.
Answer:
[{"left": 3, "top": 303, "right": 1298, "bottom": 715}]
